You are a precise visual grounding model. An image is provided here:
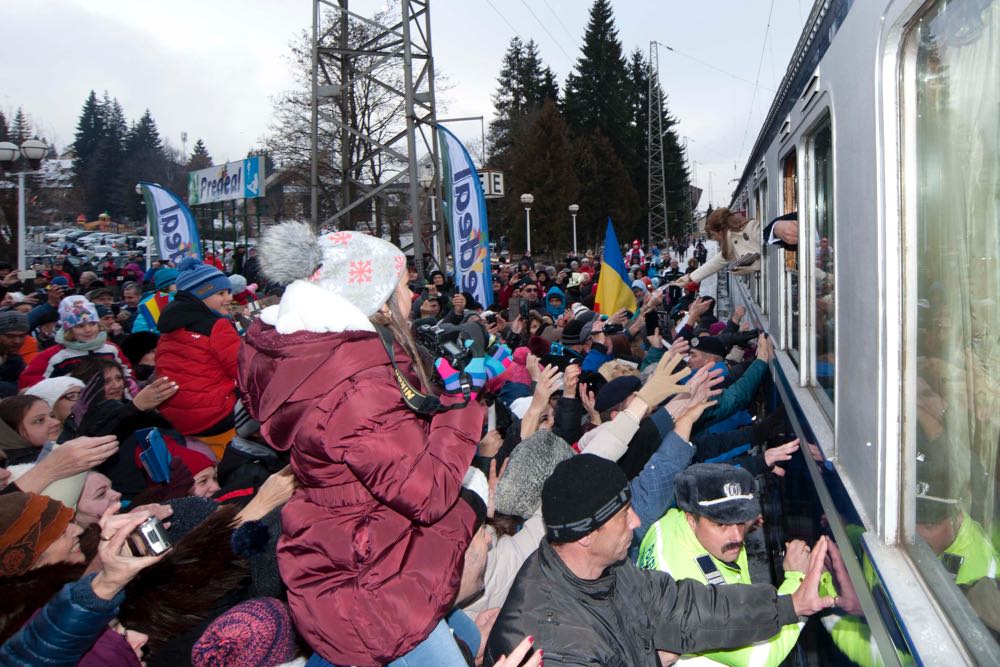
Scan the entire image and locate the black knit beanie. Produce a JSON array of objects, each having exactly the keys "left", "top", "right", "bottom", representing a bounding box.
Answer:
[{"left": 542, "top": 454, "right": 631, "bottom": 543}]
